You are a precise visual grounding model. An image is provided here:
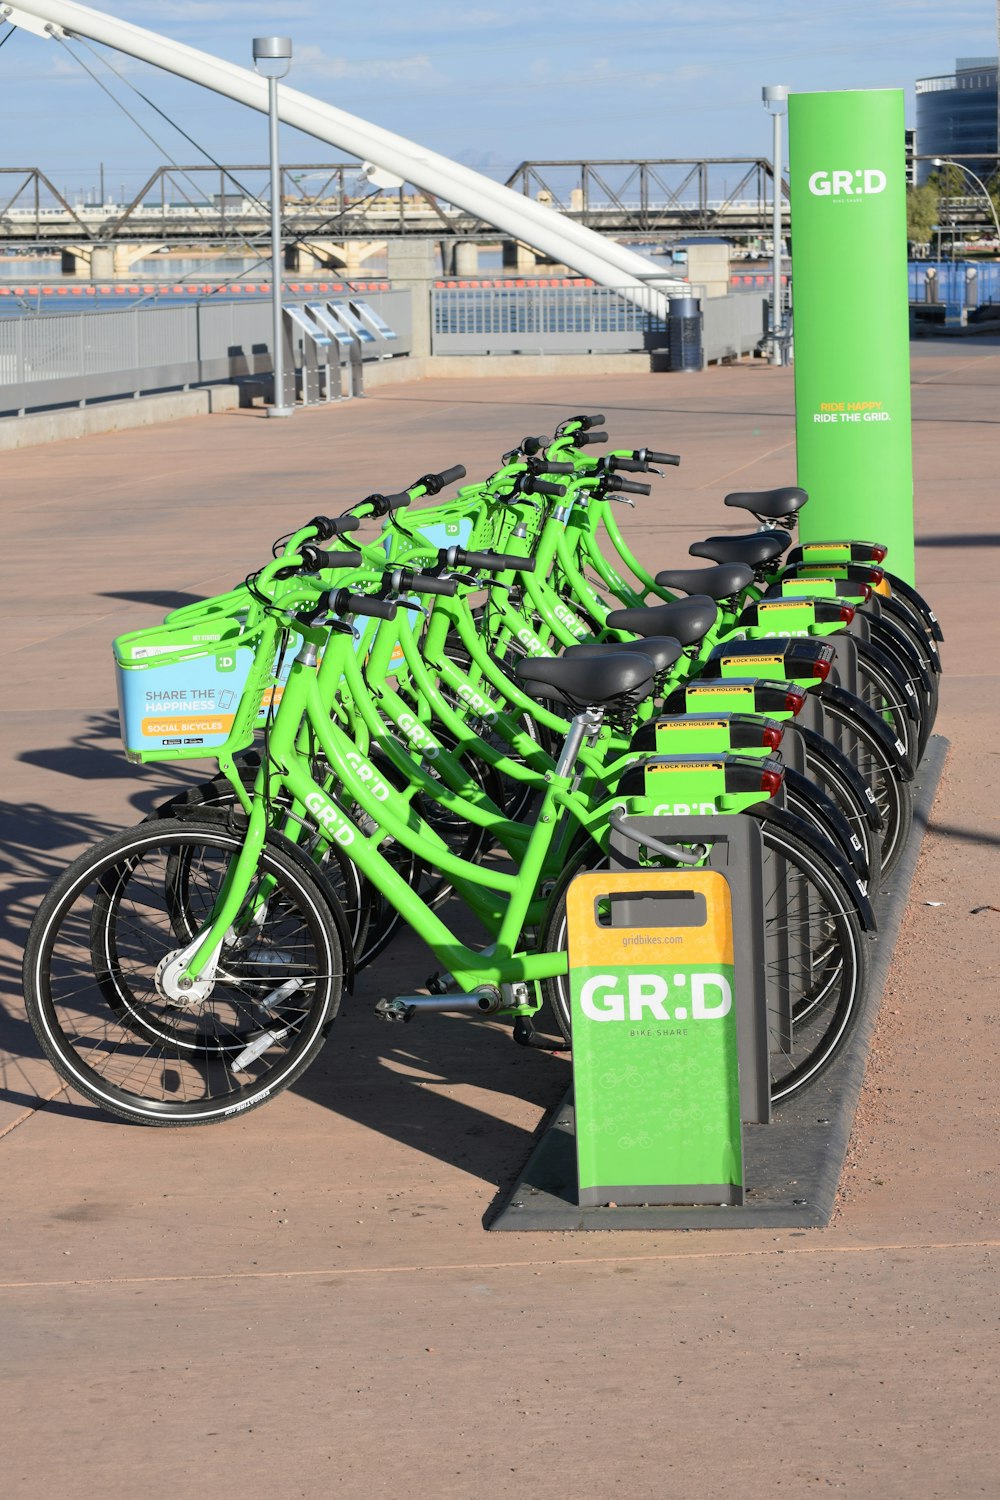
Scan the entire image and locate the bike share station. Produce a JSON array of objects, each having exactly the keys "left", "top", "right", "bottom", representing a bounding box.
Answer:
[
  {"left": 279, "top": 299, "right": 399, "bottom": 405},
  {"left": 492, "top": 86, "right": 949, "bottom": 1231}
]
